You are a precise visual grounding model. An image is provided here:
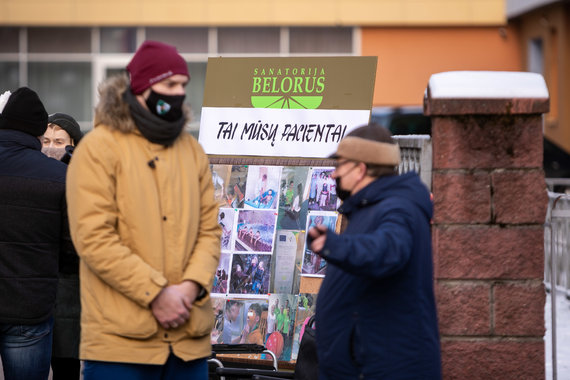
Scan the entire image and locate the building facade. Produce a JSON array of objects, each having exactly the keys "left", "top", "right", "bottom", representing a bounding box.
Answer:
[{"left": 0, "top": 0, "right": 519, "bottom": 135}]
